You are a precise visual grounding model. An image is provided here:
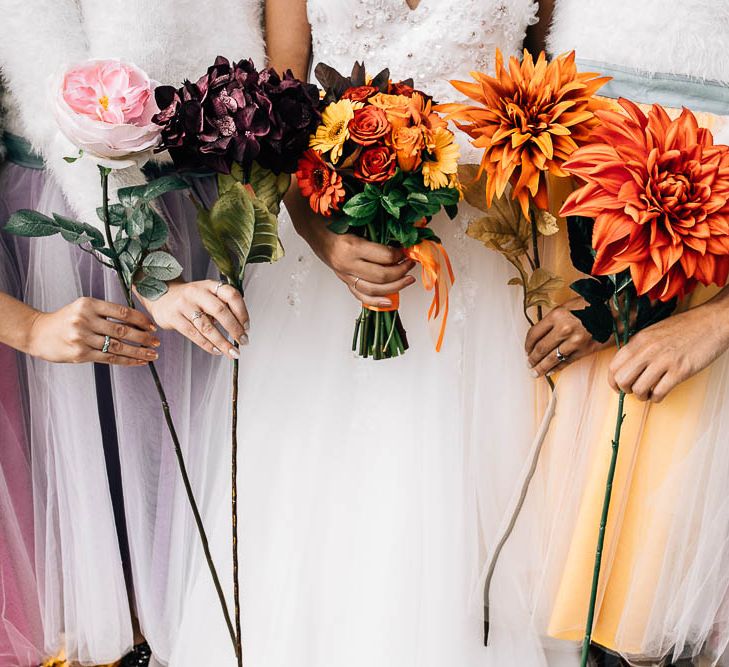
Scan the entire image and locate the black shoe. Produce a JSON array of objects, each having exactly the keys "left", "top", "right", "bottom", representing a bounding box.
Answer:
[{"left": 119, "top": 642, "right": 152, "bottom": 667}]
